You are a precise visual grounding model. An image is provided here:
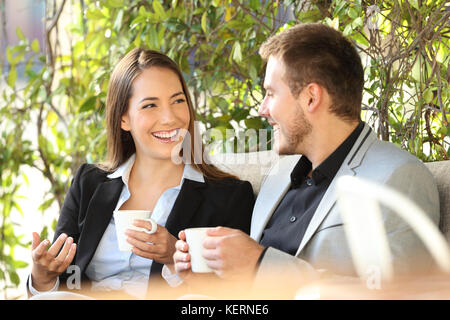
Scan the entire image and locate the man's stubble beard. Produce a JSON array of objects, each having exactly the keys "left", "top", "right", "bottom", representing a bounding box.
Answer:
[{"left": 276, "top": 103, "right": 312, "bottom": 155}]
